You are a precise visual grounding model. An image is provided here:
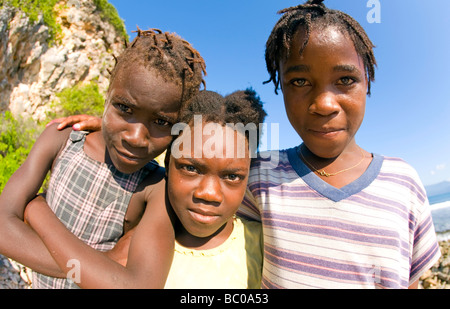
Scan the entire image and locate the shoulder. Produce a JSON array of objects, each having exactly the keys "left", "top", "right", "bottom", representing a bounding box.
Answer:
[
  {"left": 38, "top": 123, "right": 72, "bottom": 145},
  {"left": 378, "top": 155, "right": 425, "bottom": 191},
  {"left": 248, "top": 147, "right": 299, "bottom": 188},
  {"left": 377, "top": 154, "right": 429, "bottom": 211},
  {"left": 29, "top": 123, "right": 72, "bottom": 162},
  {"left": 134, "top": 164, "right": 167, "bottom": 201},
  {"left": 380, "top": 155, "right": 418, "bottom": 174}
]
